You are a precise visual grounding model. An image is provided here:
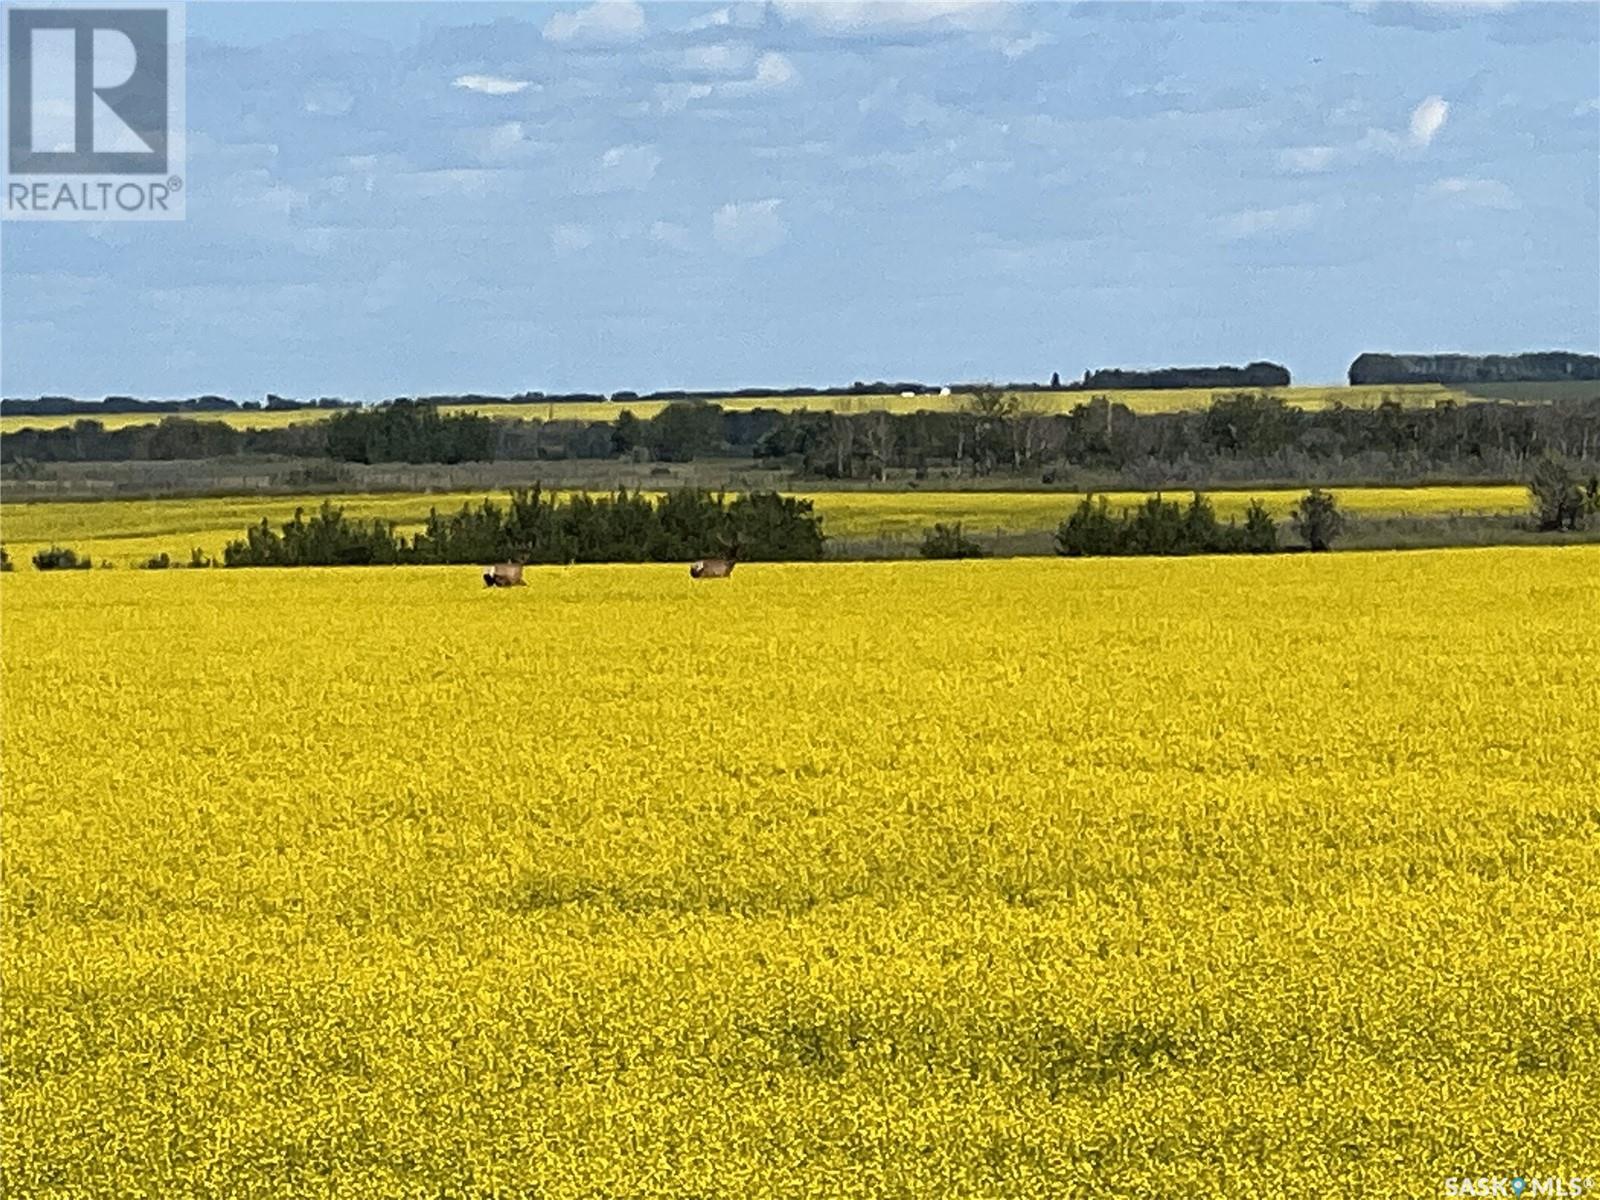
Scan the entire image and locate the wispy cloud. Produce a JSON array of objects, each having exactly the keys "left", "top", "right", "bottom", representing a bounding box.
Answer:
[
  {"left": 452, "top": 74, "right": 534, "bottom": 96},
  {"left": 712, "top": 198, "right": 787, "bottom": 255},
  {"left": 1409, "top": 94, "right": 1450, "bottom": 146},
  {"left": 774, "top": 0, "right": 1002, "bottom": 33},
  {"left": 994, "top": 31, "right": 1054, "bottom": 59},
  {"left": 940, "top": 159, "right": 1014, "bottom": 192},
  {"left": 653, "top": 51, "right": 796, "bottom": 110},
  {"left": 656, "top": 82, "right": 714, "bottom": 112},
  {"left": 1278, "top": 93, "right": 1451, "bottom": 174},
  {"left": 679, "top": 42, "right": 753, "bottom": 74},
  {"left": 684, "top": 7, "right": 732, "bottom": 32},
  {"left": 303, "top": 85, "right": 354, "bottom": 116},
  {"left": 1220, "top": 202, "right": 1319, "bottom": 241},
  {"left": 543, "top": 1, "right": 646, "bottom": 44},
  {"left": 1426, "top": 176, "right": 1518, "bottom": 209},
  {"left": 549, "top": 223, "right": 595, "bottom": 253},
  {"left": 1278, "top": 145, "right": 1340, "bottom": 174},
  {"left": 681, "top": 4, "right": 765, "bottom": 33},
  {"left": 588, "top": 143, "right": 661, "bottom": 192},
  {"left": 467, "top": 121, "right": 548, "bottom": 164},
  {"left": 649, "top": 220, "right": 692, "bottom": 249},
  {"left": 728, "top": 52, "right": 797, "bottom": 93}
]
